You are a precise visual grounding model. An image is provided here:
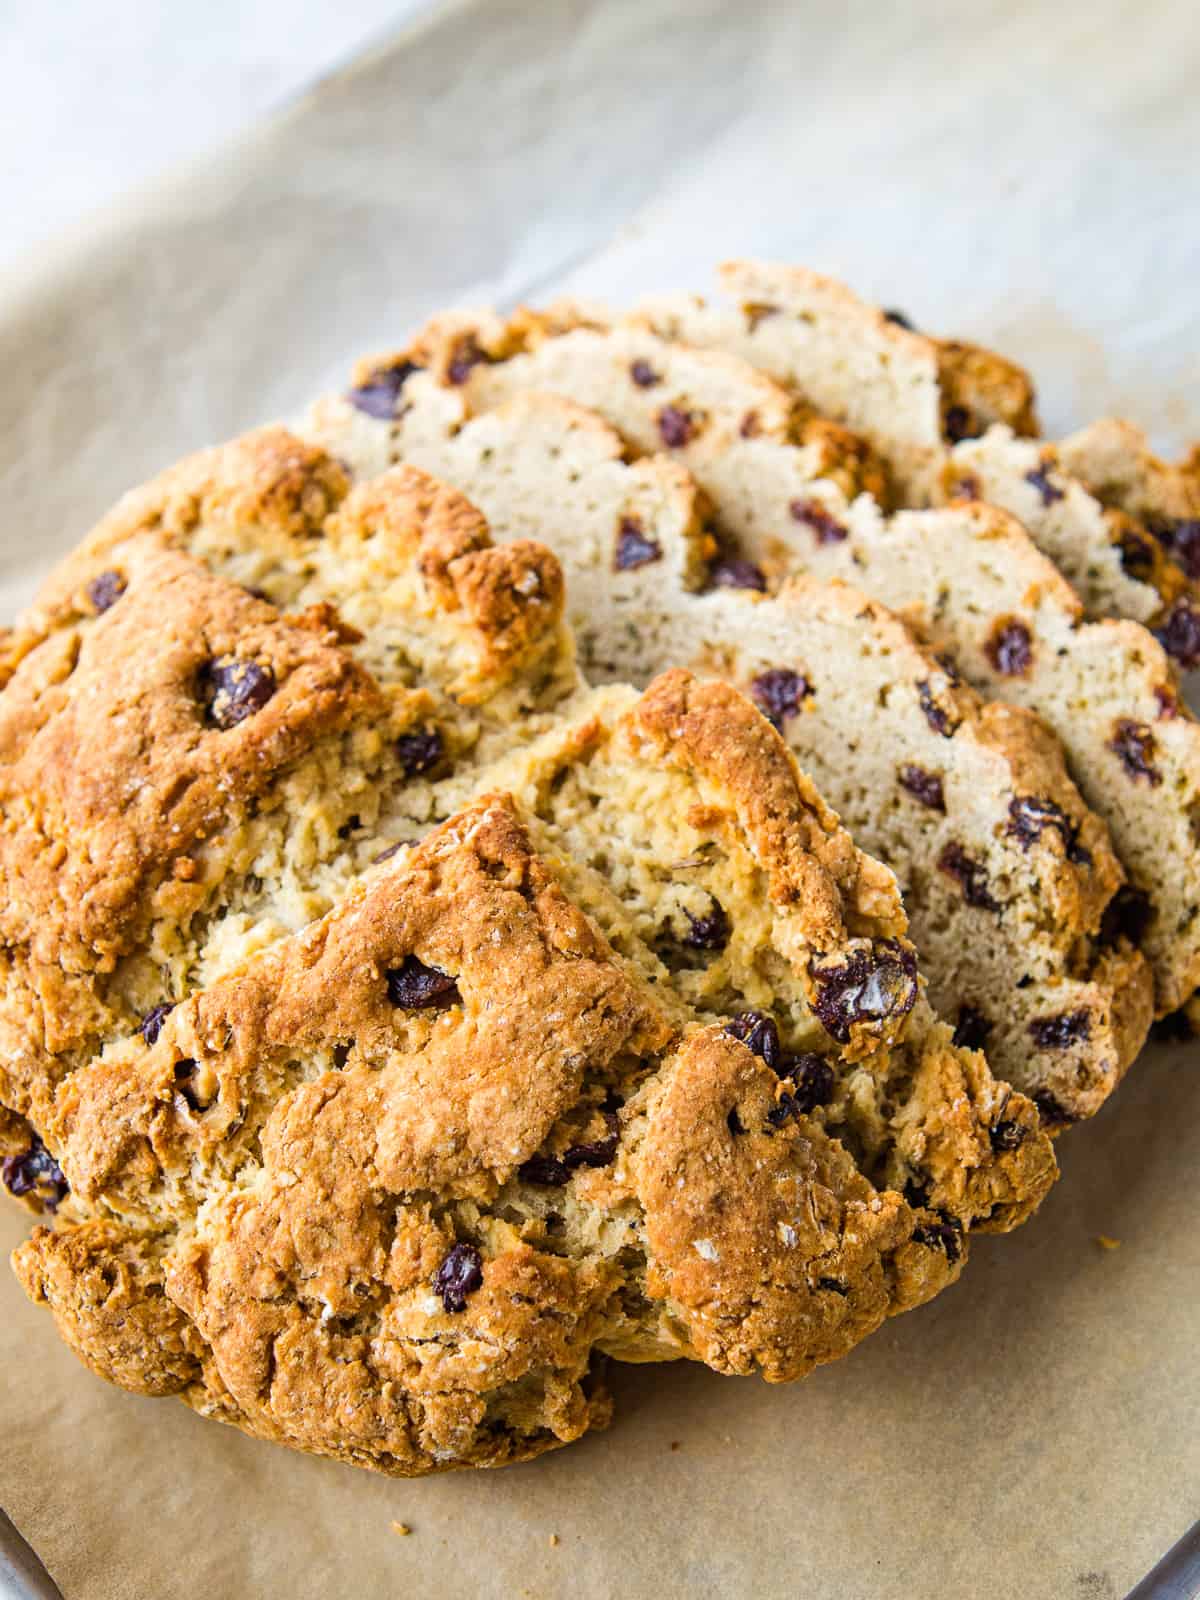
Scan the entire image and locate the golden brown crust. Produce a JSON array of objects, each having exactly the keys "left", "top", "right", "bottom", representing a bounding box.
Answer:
[
  {"left": 54, "top": 794, "right": 673, "bottom": 1216},
  {"left": 3, "top": 432, "right": 1060, "bottom": 1478},
  {"left": 0, "top": 545, "right": 380, "bottom": 975},
  {"left": 934, "top": 338, "right": 1039, "bottom": 443},
  {"left": 25, "top": 427, "right": 351, "bottom": 635},
  {"left": 325, "top": 464, "right": 568, "bottom": 698},
  {"left": 633, "top": 1025, "right": 911, "bottom": 1383},
  {"left": 14, "top": 1219, "right": 206, "bottom": 1396},
  {"left": 630, "top": 670, "right": 906, "bottom": 948}
]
